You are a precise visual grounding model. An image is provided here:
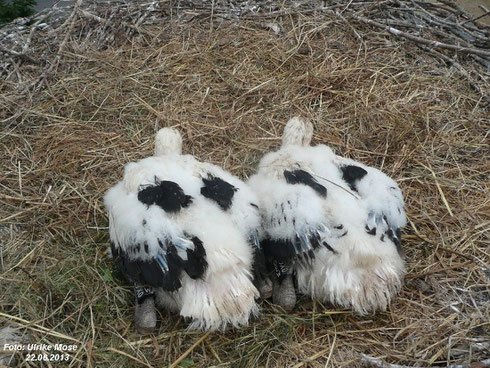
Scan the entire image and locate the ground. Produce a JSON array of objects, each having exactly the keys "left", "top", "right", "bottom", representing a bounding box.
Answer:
[{"left": 0, "top": 2, "right": 489, "bottom": 367}]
